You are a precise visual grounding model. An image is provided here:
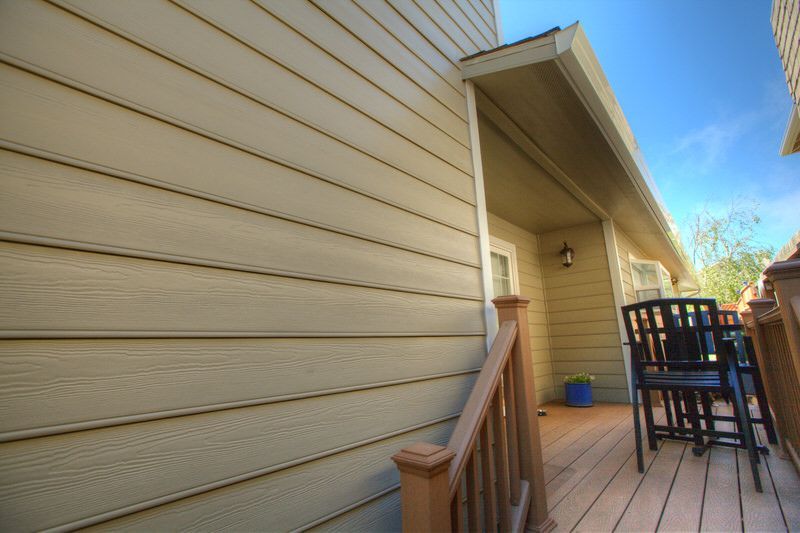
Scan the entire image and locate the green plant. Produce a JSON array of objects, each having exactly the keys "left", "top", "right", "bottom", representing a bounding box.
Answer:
[{"left": 563, "top": 372, "right": 595, "bottom": 384}]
